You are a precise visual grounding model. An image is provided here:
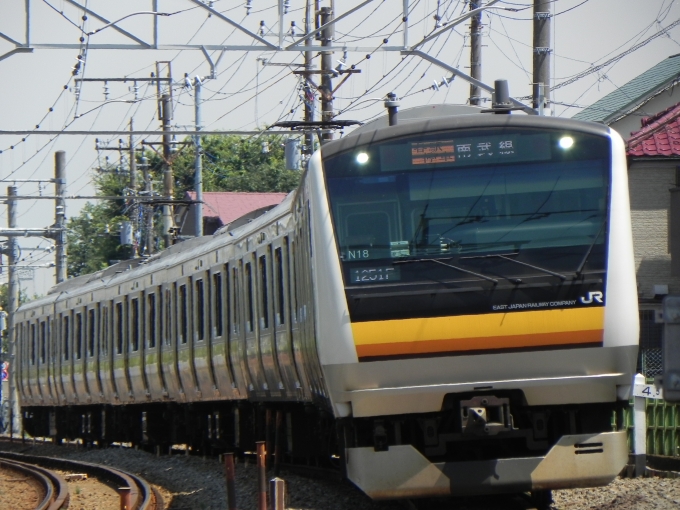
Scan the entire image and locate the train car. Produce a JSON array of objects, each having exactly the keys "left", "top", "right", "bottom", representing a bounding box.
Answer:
[{"left": 17, "top": 112, "right": 638, "bottom": 506}]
